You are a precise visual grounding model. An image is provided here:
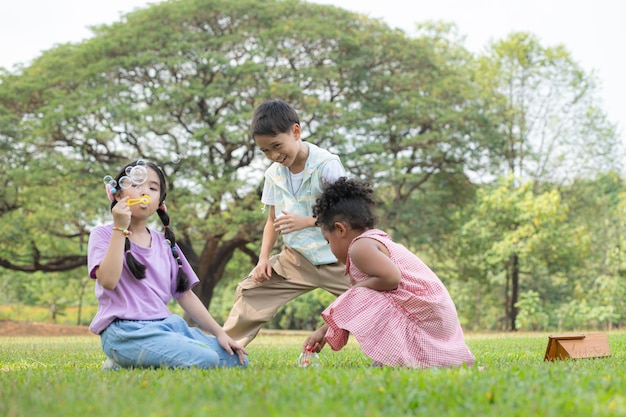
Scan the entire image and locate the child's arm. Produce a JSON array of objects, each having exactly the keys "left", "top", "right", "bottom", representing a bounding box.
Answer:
[
  {"left": 177, "top": 290, "right": 248, "bottom": 364},
  {"left": 251, "top": 206, "right": 280, "bottom": 283},
  {"left": 95, "top": 197, "right": 132, "bottom": 290},
  {"left": 349, "top": 238, "right": 401, "bottom": 291}
]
